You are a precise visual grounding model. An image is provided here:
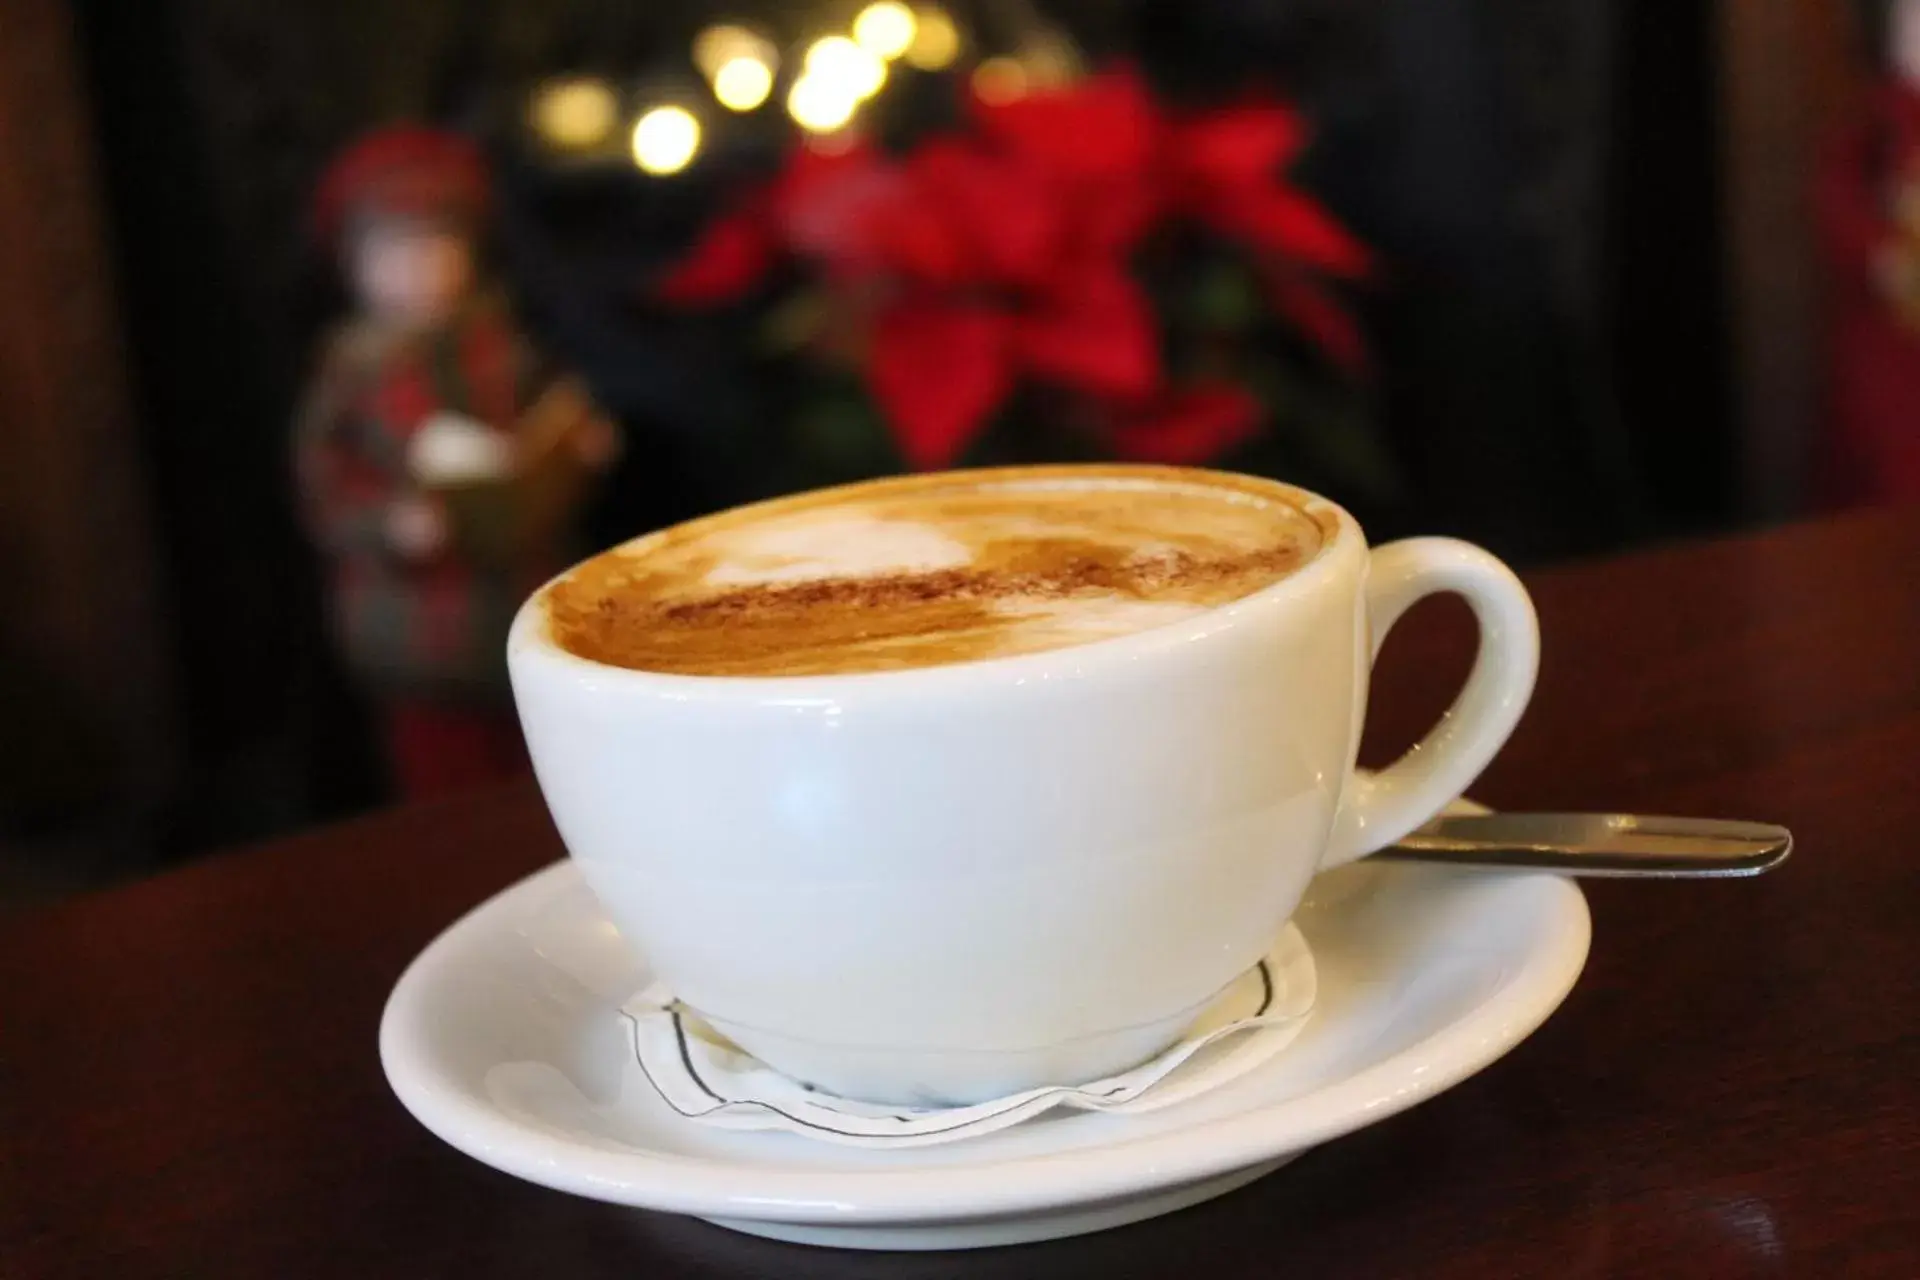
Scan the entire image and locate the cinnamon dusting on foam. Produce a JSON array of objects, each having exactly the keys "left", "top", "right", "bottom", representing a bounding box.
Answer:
[{"left": 542, "top": 467, "right": 1331, "bottom": 677}]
